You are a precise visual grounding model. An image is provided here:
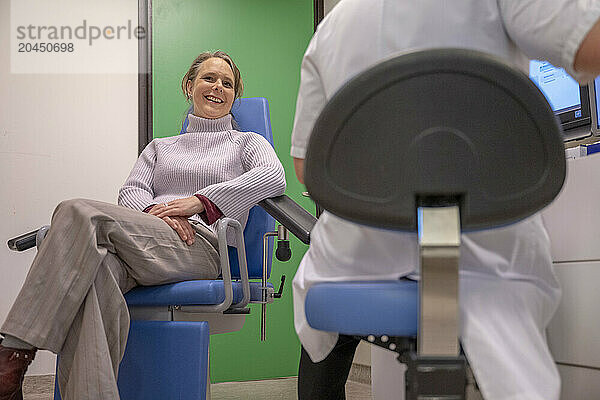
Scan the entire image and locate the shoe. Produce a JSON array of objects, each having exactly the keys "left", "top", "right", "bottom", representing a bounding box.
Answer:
[{"left": 0, "top": 344, "right": 36, "bottom": 400}]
